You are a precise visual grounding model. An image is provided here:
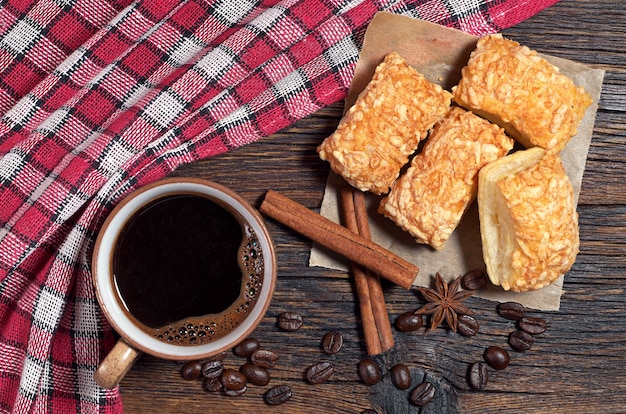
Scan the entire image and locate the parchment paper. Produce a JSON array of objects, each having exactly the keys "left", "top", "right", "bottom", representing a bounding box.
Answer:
[{"left": 309, "top": 13, "right": 605, "bottom": 311}]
